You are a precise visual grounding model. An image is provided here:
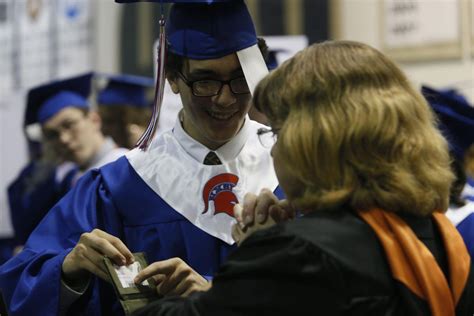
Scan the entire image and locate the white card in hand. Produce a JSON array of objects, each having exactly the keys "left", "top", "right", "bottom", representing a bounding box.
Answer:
[{"left": 113, "top": 261, "right": 149, "bottom": 288}]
